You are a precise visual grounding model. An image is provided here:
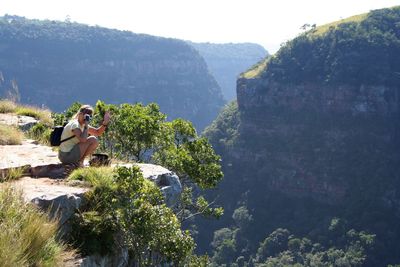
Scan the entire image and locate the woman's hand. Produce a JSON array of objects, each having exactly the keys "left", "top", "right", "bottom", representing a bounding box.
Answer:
[{"left": 103, "top": 111, "right": 111, "bottom": 125}]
